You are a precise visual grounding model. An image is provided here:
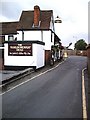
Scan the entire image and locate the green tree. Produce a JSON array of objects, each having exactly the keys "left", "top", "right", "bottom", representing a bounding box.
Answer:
[{"left": 74, "top": 39, "right": 87, "bottom": 50}]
